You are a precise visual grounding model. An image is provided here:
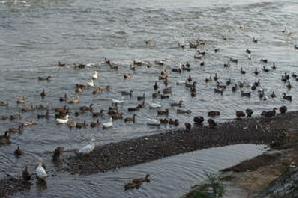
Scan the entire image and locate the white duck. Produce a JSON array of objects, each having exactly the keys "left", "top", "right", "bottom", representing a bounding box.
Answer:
[
  {"left": 176, "top": 80, "right": 186, "bottom": 85},
  {"left": 36, "top": 162, "right": 47, "bottom": 180},
  {"left": 148, "top": 102, "right": 161, "bottom": 109},
  {"left": 56, "top": 115, "right": 69, "bottom": 124},
  {"left": 78, "top": 138, "right": 95, "bottom": 154},
  {"left": 87, "top": 79, "right": 95, "bottom": 87},
  {"left": 112, "top": 98, "right": 124, "bottom": 104},
  {"left": 92, "top": 71, "right": 98, "bottom": 79},
  {"left": 103, "top": 117, "right": 113, "bottom": 129}
]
